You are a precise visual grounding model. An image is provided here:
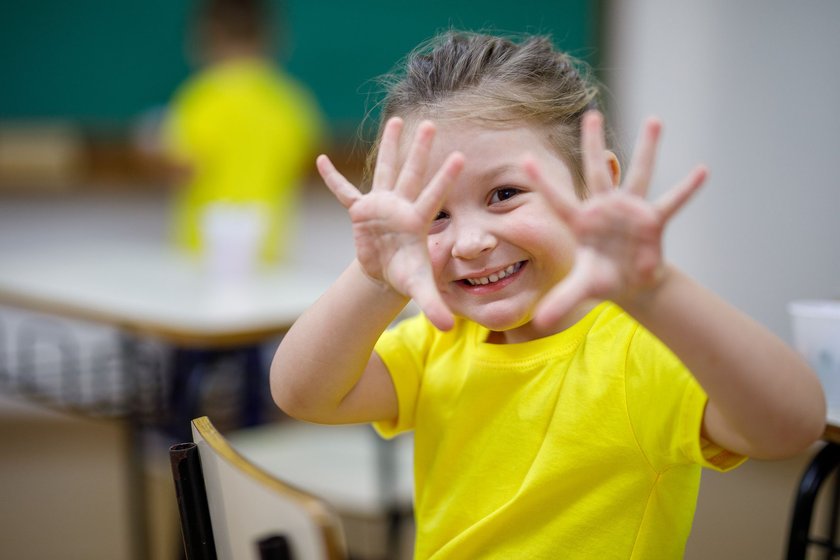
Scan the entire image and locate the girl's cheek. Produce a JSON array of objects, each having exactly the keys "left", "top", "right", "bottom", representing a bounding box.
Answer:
[{"left": 428, "top": 239, "right": 446, "bottom": 276}]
